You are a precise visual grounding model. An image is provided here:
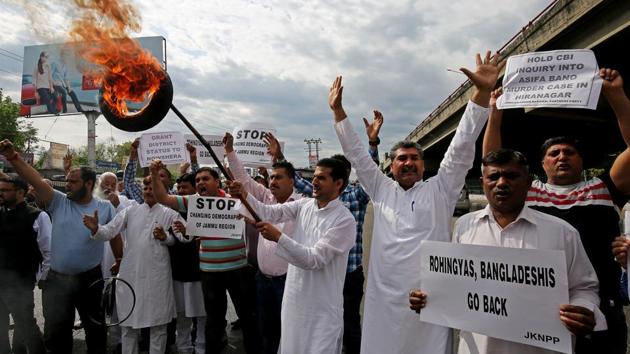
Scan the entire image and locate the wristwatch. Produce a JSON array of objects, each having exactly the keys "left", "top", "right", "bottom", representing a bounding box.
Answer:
[{"left": 369, "top": 137, "right": 380, "bottom": 146}]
